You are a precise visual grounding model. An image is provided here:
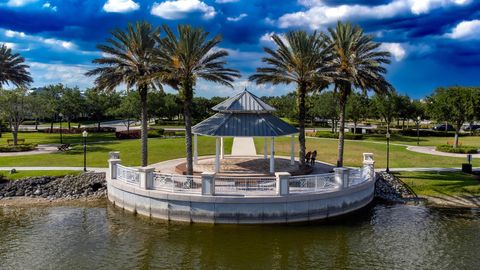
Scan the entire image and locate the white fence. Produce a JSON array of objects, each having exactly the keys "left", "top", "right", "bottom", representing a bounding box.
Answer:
[
  {"left": 214, "top": 176, "right": 277, "bottom": 196},
  {"left": 109, "top": 152, "right": 375, "bottom": 197},
  {"left": 153, "top": 173, "right": 202, "bottom": 194}
]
